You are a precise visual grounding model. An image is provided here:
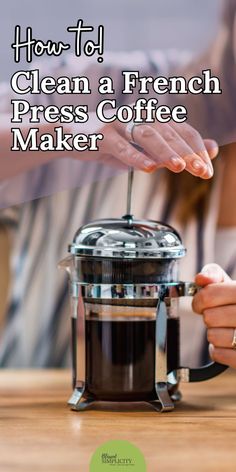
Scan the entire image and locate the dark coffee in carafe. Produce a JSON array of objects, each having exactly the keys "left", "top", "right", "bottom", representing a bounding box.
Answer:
[{"left": 85, "top": 307, "right": 180, "bottom": 401}]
